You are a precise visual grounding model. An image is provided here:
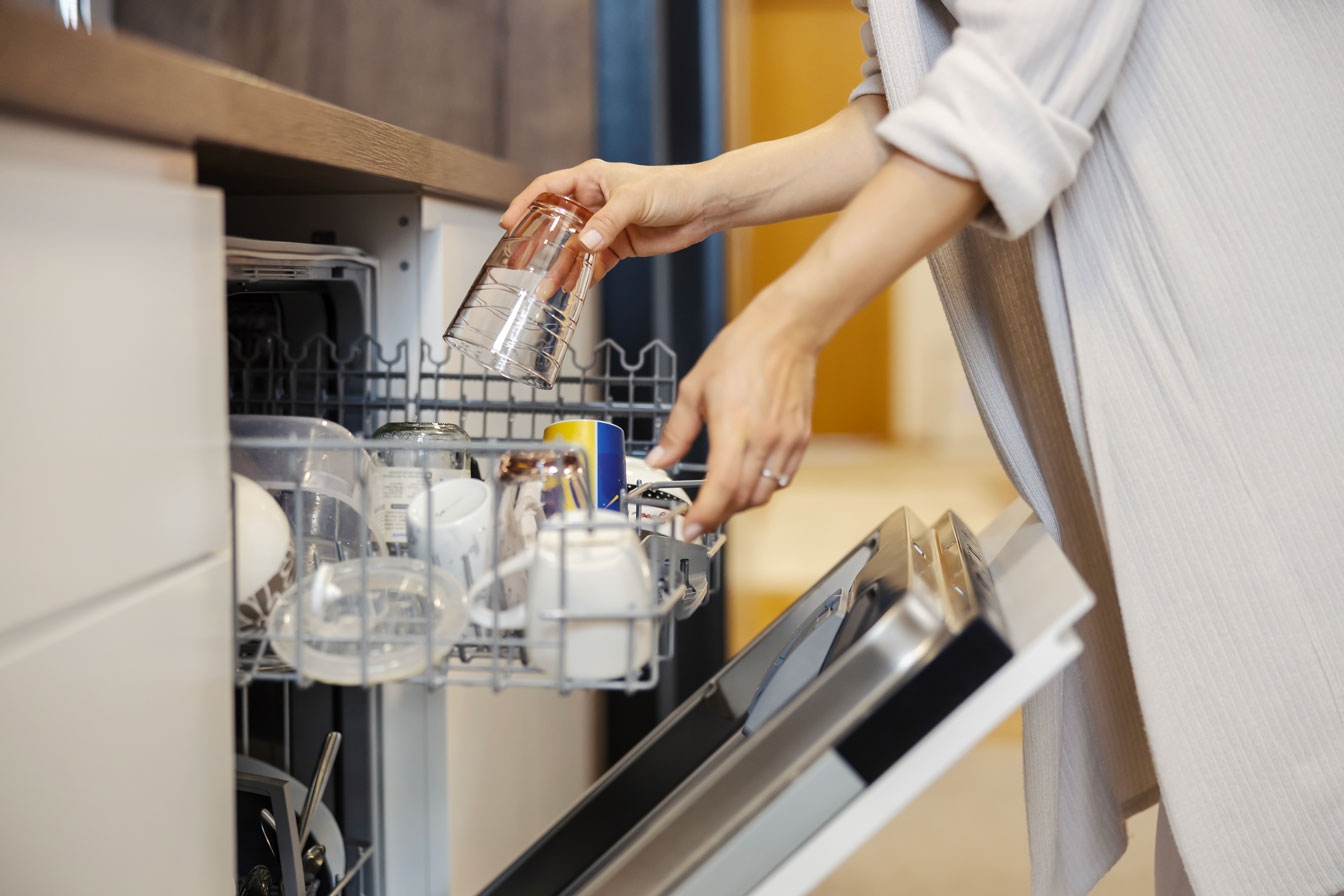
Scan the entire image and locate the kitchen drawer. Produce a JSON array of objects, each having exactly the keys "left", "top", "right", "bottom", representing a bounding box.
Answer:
[
  {"left": 0, "top": 117, "right": 228, "bottom": 633},
  {"left": 0, "top": 551, "right": 235, "bottom": 895}
]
